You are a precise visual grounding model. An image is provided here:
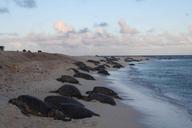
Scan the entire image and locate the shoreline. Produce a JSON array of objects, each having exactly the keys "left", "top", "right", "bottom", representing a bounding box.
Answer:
[
  {"left": 109, "top": 59, "right": 192, "bottom": 128},
  {"left": 0, "top": 51, "right": 145, "bottom": 128}
]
